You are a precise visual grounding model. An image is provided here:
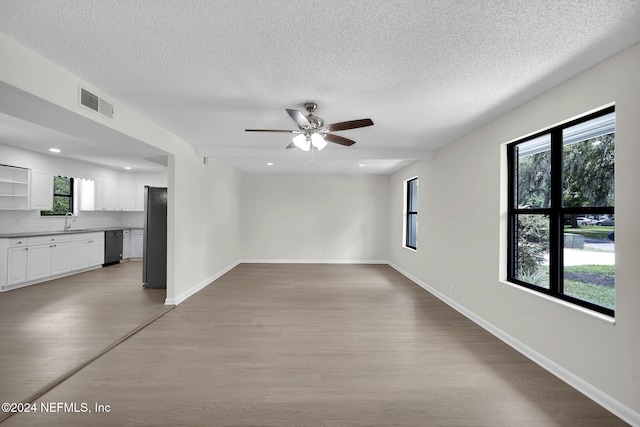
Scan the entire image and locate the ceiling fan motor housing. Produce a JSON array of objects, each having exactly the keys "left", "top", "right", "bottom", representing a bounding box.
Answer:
[{"left": 306, "top": 114, "right": 325, "bottom": 129}]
